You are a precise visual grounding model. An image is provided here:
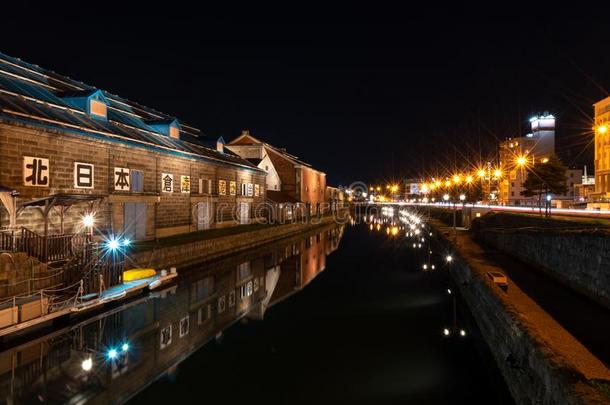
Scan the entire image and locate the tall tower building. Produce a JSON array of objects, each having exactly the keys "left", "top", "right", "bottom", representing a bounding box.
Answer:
[{"left": 498, "top": 114, "right": 556, "bottom": 205}]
